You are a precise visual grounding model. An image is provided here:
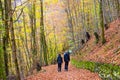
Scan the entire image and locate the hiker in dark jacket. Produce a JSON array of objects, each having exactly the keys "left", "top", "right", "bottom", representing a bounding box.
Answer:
[
  {"left": 57, "top": 54, "right": 63, "bottom": 72},
  {"left": 64, "top": 51, "right": 70, "bottom": 71}
]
